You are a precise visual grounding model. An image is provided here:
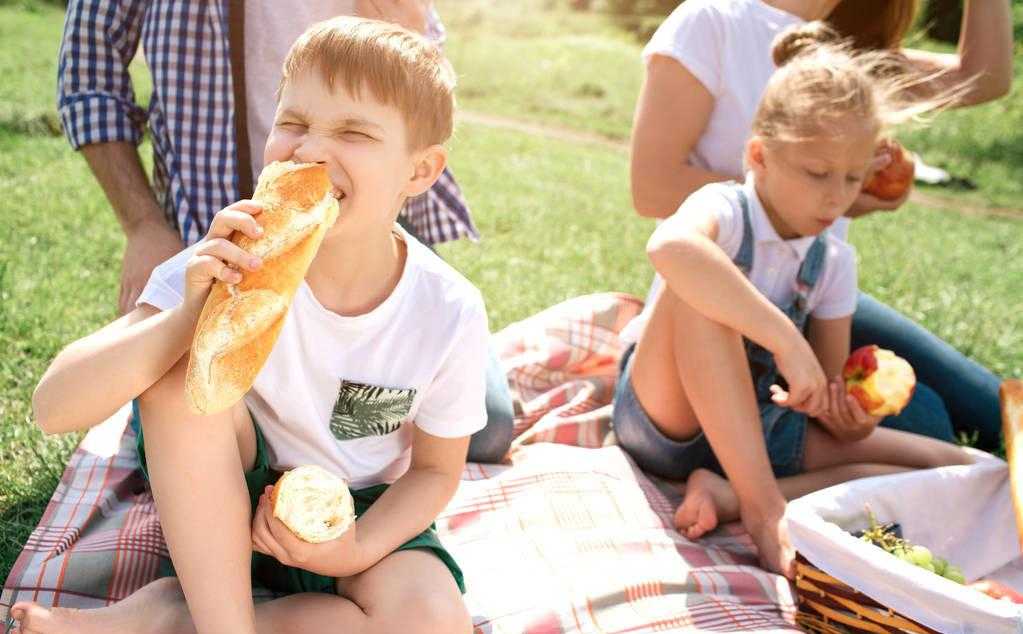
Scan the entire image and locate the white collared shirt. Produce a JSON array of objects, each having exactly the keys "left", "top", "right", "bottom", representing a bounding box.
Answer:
[{"left": 620, "top": 175, "right": 858, "bottom": 344}]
